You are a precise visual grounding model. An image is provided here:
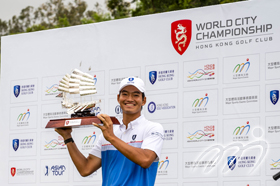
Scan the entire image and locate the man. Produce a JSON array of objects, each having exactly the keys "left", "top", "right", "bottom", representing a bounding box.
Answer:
[{"left": 55, "top": 76, "right": 164, "bottom": 186}]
